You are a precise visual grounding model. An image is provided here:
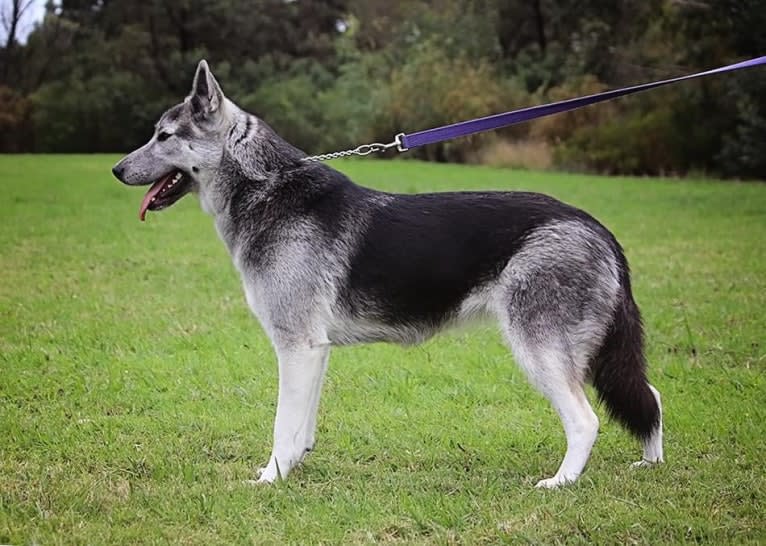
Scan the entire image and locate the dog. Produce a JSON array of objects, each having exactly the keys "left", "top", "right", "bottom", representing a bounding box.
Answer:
[{"left": 112, "top": 60, "right": 664, "bottom": 488}]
